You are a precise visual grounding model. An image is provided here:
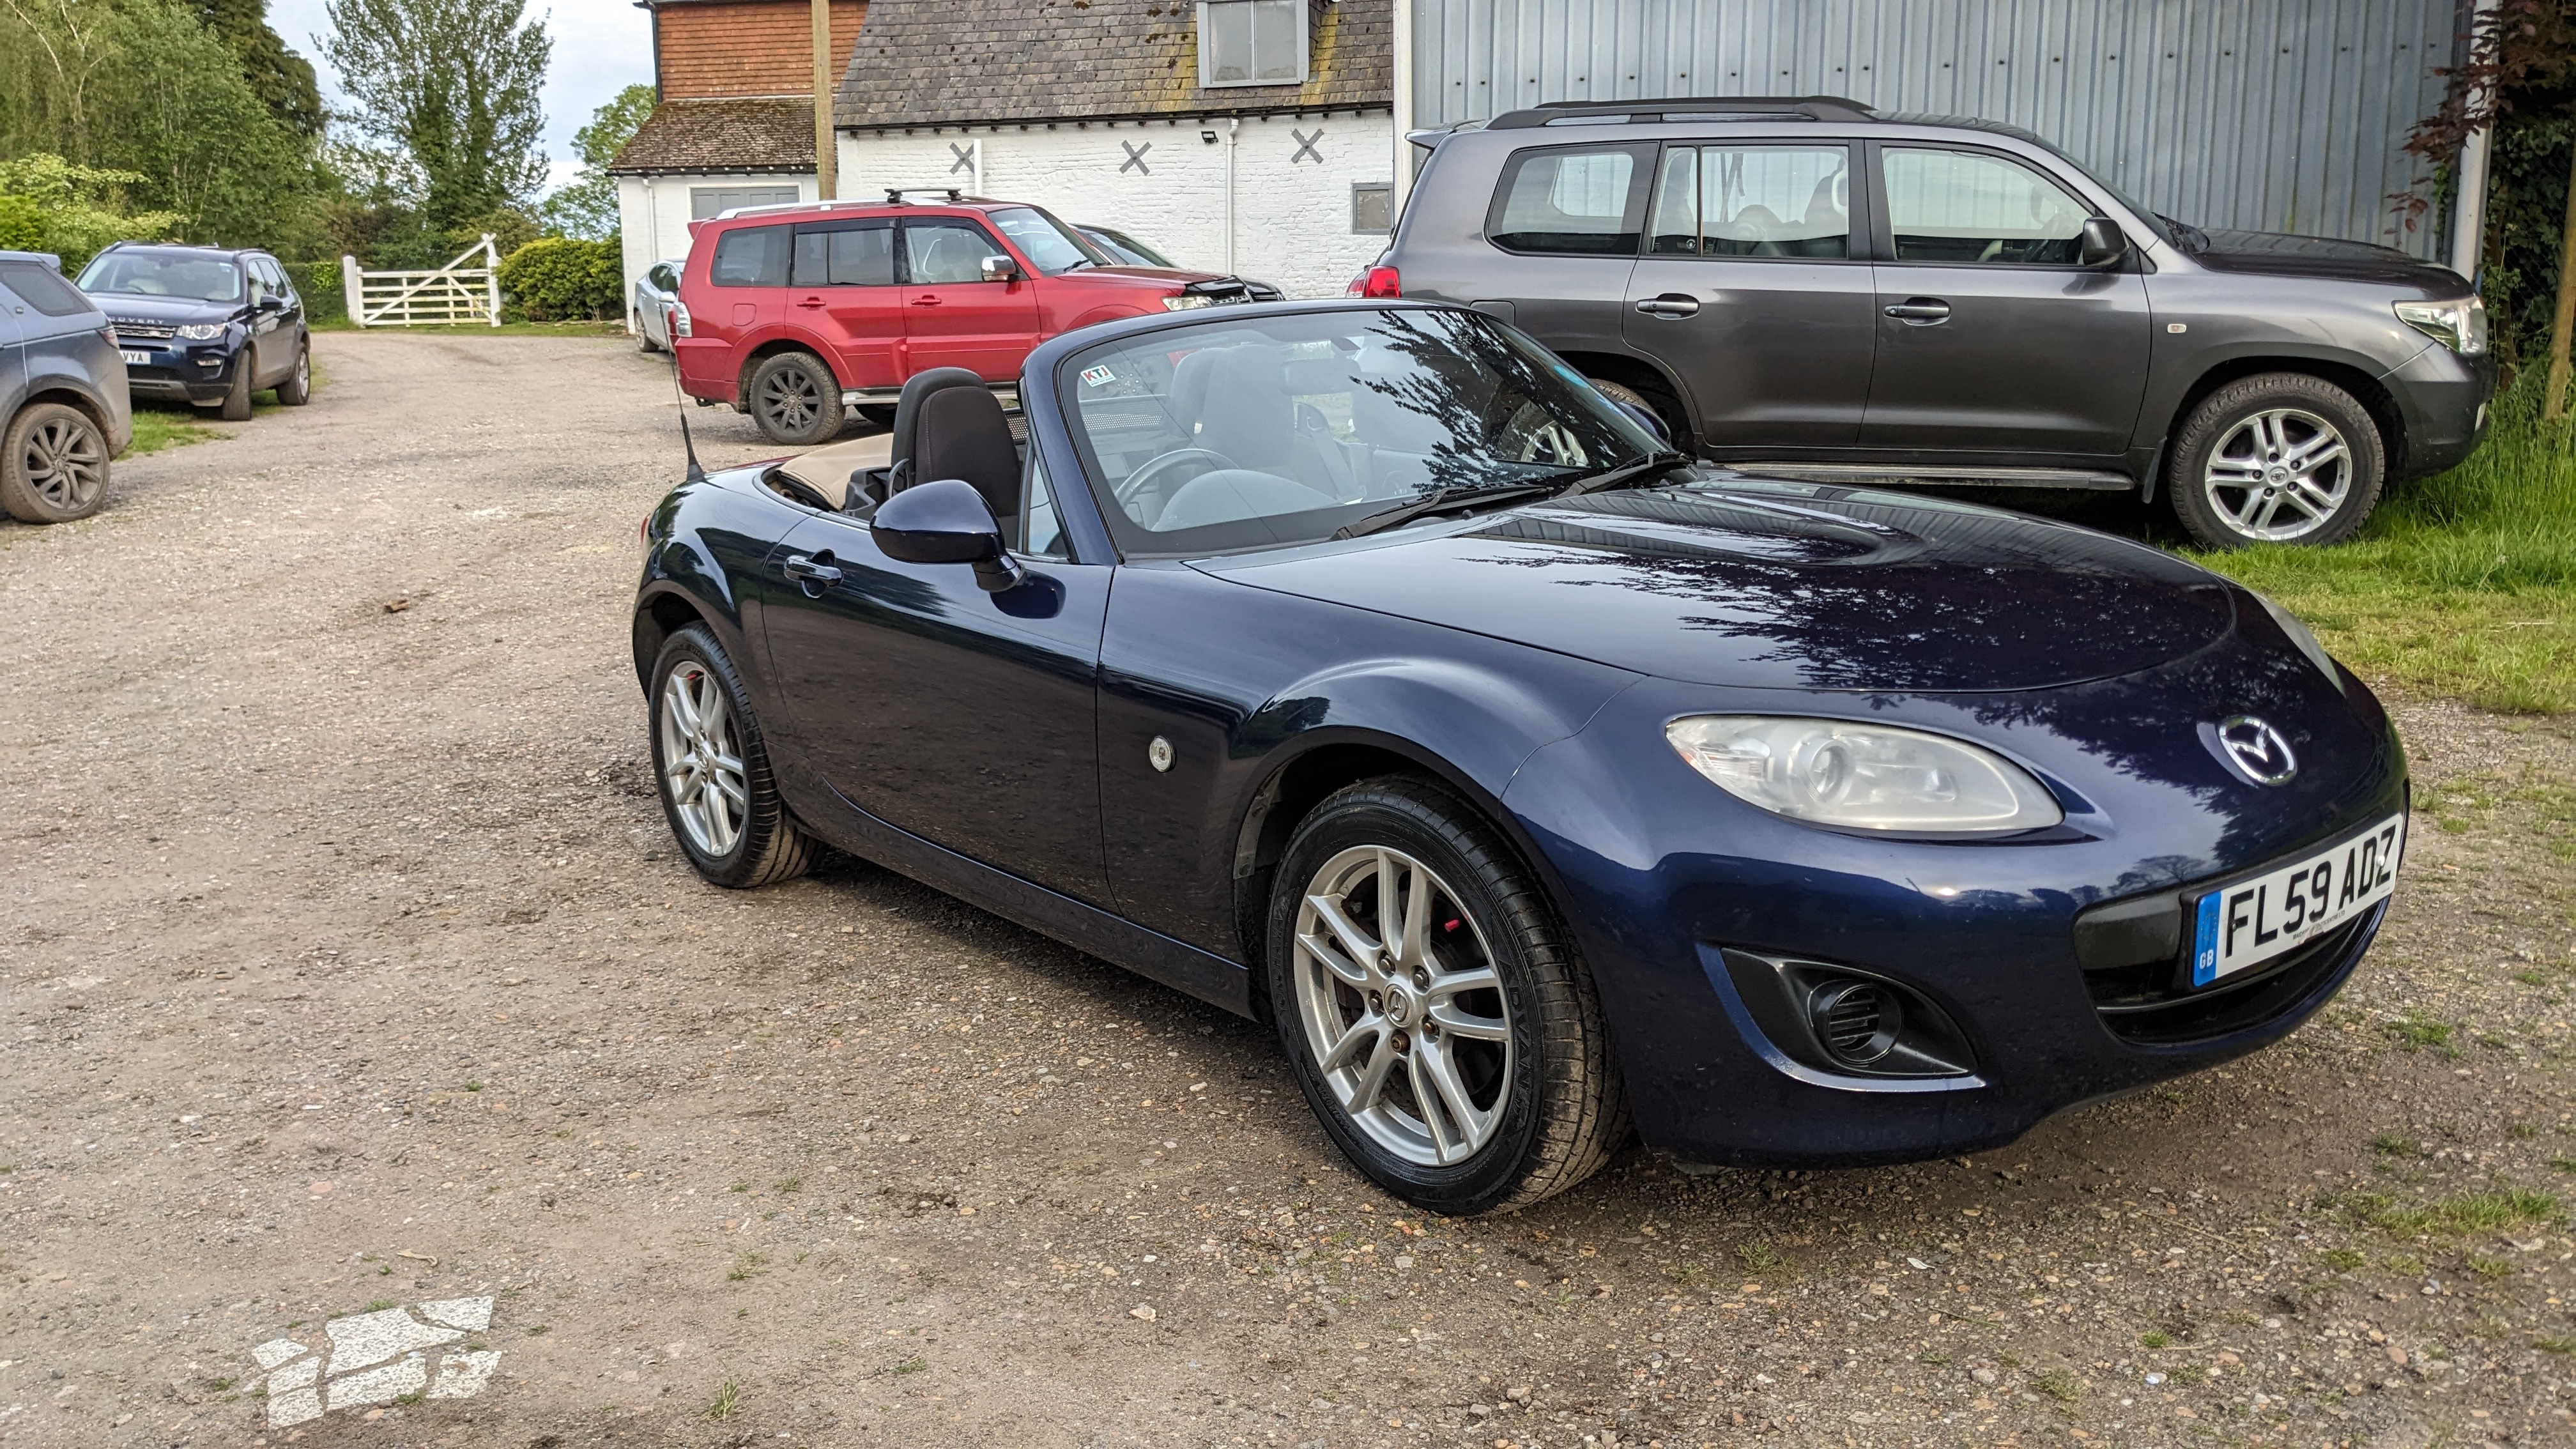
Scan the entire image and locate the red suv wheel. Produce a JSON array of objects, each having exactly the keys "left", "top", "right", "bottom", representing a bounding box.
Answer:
[{"left": 747, "top": 351, "right": 844, "bottom": 445}]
